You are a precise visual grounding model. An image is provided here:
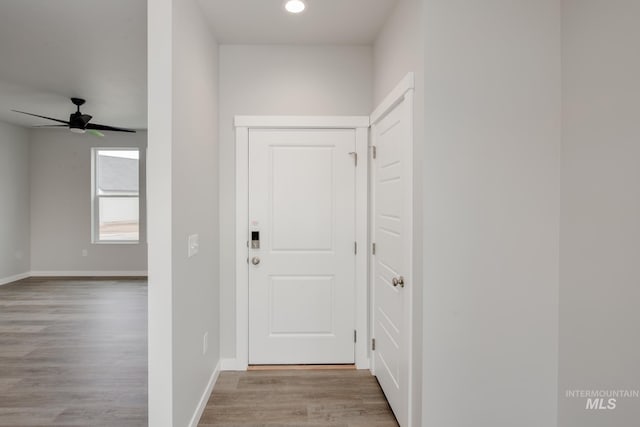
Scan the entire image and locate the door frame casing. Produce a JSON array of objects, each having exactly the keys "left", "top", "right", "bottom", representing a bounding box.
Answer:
[{"left": 233, "top": 116, "right": 370, "bottom": 371}]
